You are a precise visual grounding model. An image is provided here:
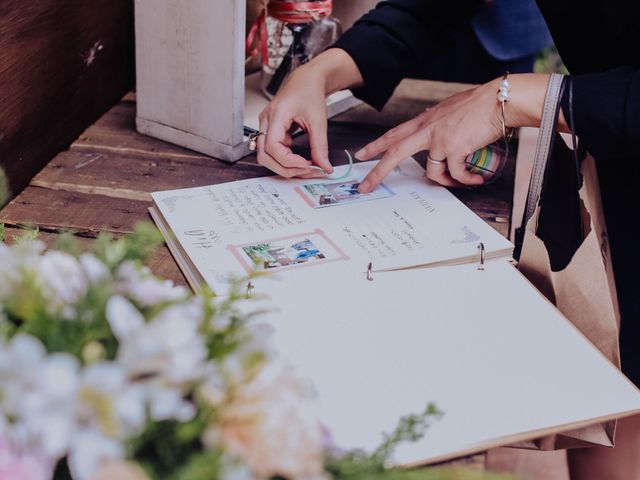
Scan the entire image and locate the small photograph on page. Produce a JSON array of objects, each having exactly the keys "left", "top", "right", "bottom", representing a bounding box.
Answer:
[
  {"left": 295, "top": 180, "right": 394, "bottom": 208},
  {"left": 229, "top": 229, "right": 349, "bottom": 274}
]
